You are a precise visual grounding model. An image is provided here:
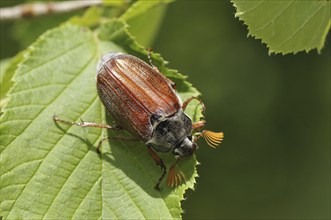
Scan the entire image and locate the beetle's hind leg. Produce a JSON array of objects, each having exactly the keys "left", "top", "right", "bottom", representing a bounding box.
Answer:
[
  {"left": 147, "top": 145, "right": 166, "bottom": 190},
  {"left": 53, "top": 115, "right": 135, "bottom": 153},
  {"left": 53, "top": 115, "right": 118, "bottom": 129}
]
